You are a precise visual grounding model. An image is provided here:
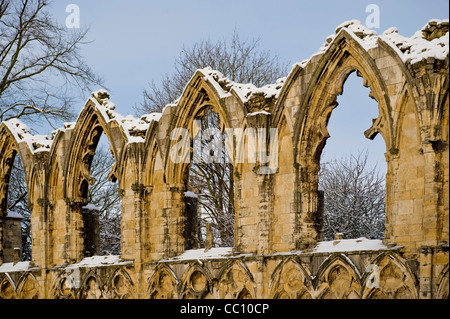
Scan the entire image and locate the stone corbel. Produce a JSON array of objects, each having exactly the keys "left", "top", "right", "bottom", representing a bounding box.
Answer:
[
  {"left": 364, "top": 114, "right": 383, "bottom": 140},
  {"left": 65, "top": 197, "right": 88, "bottom": 208},
  {"left": 131, "top": 183, "right": 146, "bottom": 197},
  {"left": 107, "top": 162, "right": 118, "bottom": 183}
]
